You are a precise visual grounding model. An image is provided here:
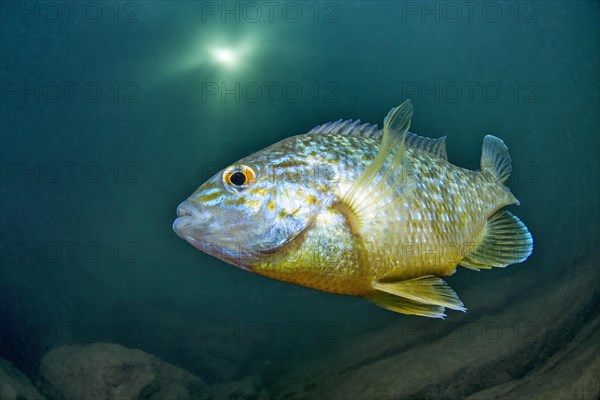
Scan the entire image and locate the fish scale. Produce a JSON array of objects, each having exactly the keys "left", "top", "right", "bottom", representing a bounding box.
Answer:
[{"left": 174, "top": 100, "right": 533, "bottom": 318}]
